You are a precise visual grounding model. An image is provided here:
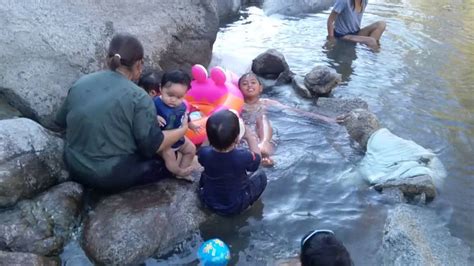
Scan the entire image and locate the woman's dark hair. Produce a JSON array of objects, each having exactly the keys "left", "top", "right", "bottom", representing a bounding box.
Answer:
[
  {"left": 206, "top": 110, "right": 240, "bottom": 150},
  {"left": 238, "top": 72, "right": 262, "bottom": 88},
  {"left": 107, "top": 33, "right": 144, "bottom": 71},
  {"left": 138, "top": 70, "right": 163, "bottom": 93},
  {"left": 160, "top": 70, "right": 192, "bottom": 90},
  {"left": 300, "top": 231, "right": 353, "bottom": 266}
]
